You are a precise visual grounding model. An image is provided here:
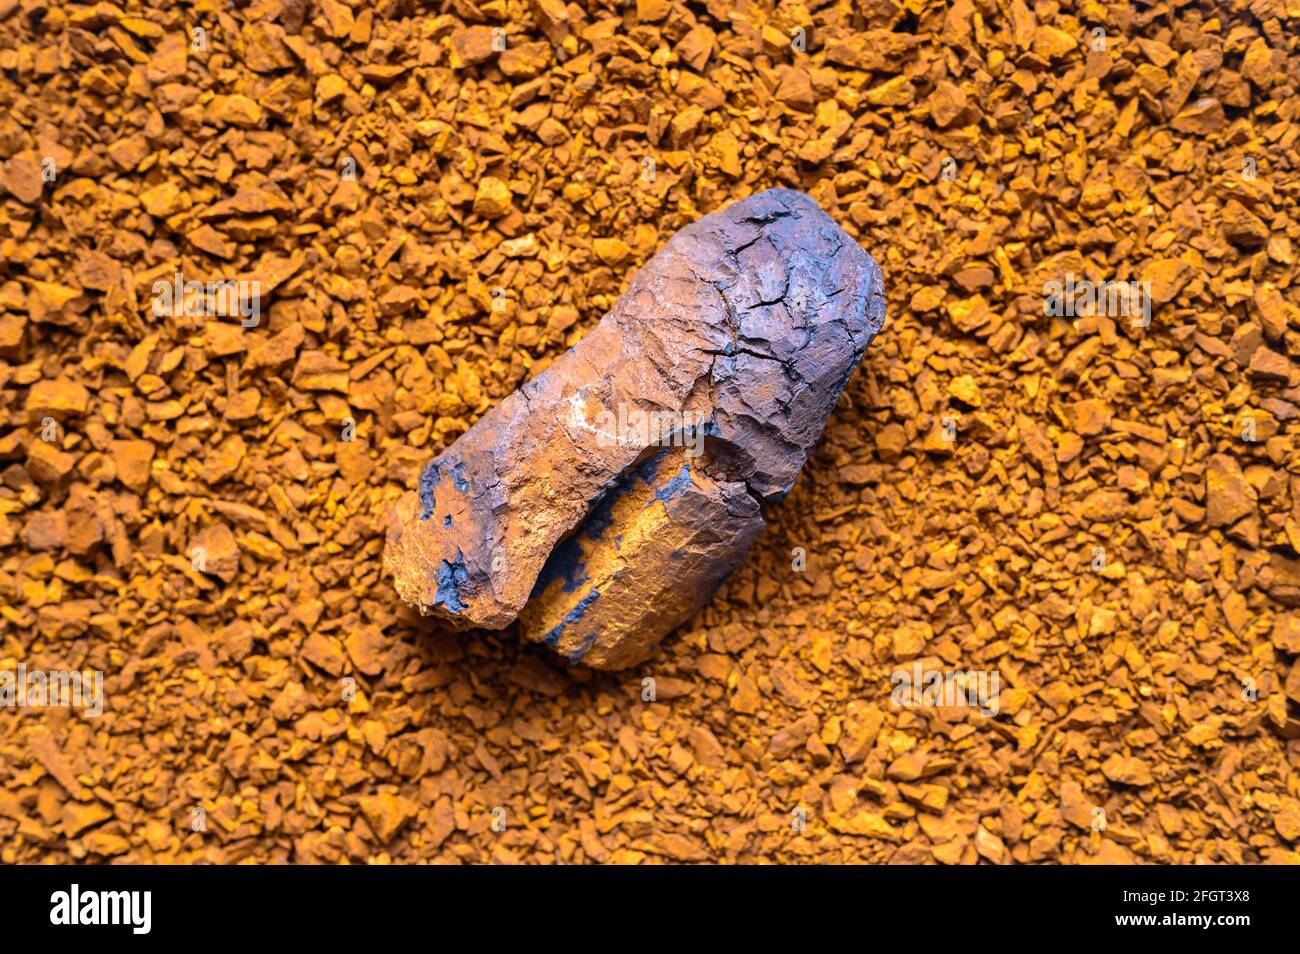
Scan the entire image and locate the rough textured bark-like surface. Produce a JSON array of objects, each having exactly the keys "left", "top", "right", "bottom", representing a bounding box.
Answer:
[
  {"left": 517, "top": 445, "right": 766, "bottom": 668},
  {"left": 384, "top": 187, "right": 886, "bottom": 665}
]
